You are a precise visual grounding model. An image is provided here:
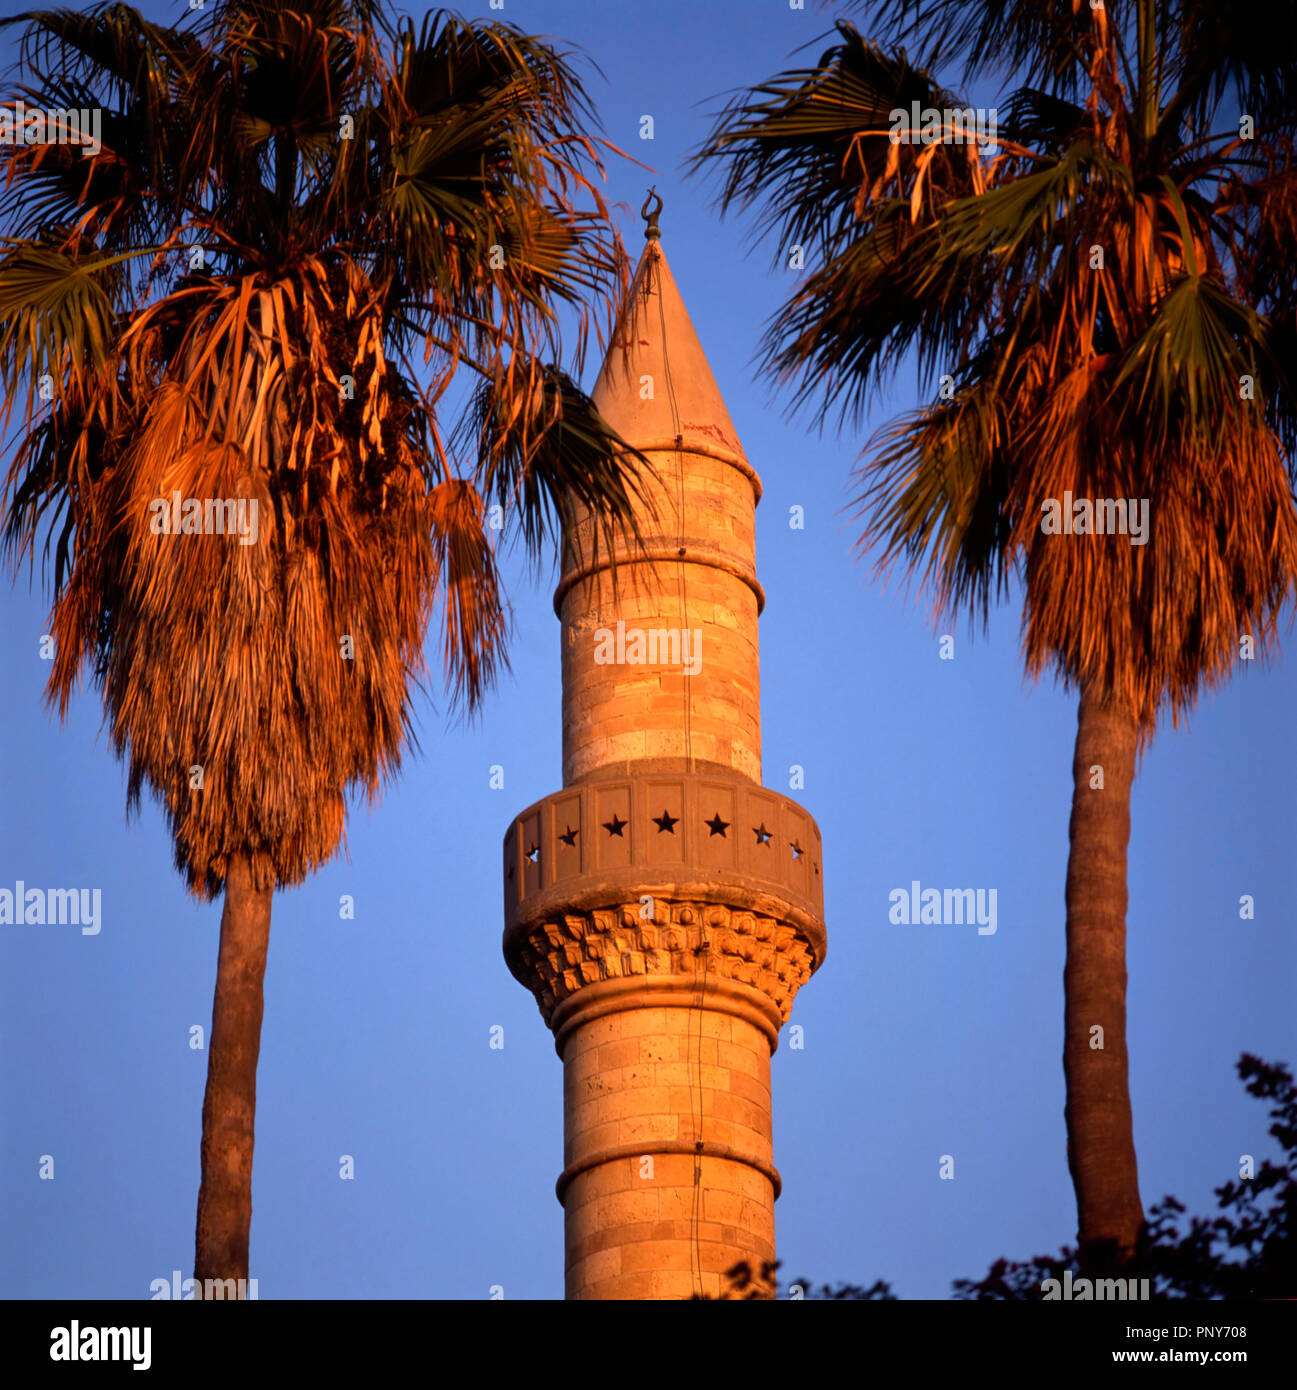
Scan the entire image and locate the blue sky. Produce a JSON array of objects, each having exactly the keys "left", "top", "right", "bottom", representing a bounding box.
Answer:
[{"left": 1, "top": 0, "right": 1293, "bottom": 1300}]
